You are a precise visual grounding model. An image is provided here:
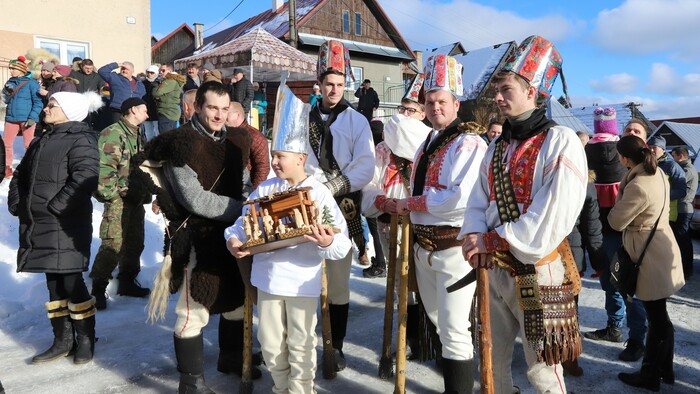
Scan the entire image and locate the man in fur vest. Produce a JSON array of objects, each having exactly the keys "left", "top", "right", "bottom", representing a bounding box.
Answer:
[{"left": 129, "top": 81, "right": 256, "bottom": 392}]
